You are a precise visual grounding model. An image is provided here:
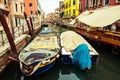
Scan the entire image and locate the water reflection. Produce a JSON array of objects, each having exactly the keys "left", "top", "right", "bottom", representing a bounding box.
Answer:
[
  {"left": 24, "top": 62, "right": 86, "bottom": 80},
  {"left": 0, "top": 62, "right": 21, "bottom": 80},
  {"left": 85, "top": 41, "right": 120, "bottom": 80},
  {"left": 1, "top": 40, "right": 120, "bottom": 80}
]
